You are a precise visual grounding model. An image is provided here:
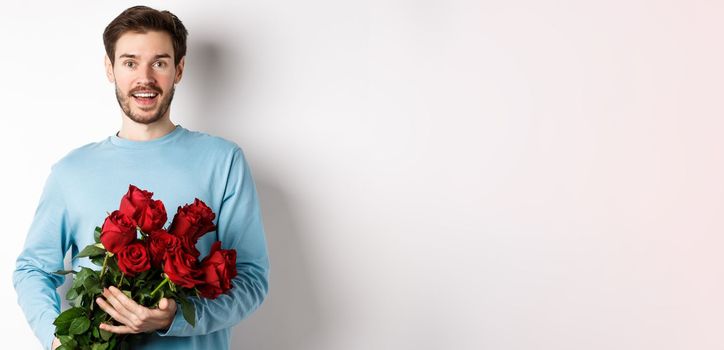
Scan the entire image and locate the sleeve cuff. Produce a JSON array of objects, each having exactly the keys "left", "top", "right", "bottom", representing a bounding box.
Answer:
[
  {"left": 44, "top": 320, "right": 58, "bottom": 350},
  {"left": 46, "top": 334, "right": 54, "bottom": 350}
]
